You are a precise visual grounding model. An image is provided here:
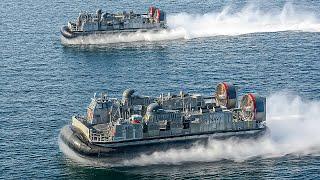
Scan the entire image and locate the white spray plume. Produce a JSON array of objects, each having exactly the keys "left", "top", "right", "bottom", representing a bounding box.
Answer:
[
  {"left": 62, "top": 3, "right": 320, "bottom": 45},
  {"left": 59, "top": 92, "right": 320, "bottom": 167}
]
